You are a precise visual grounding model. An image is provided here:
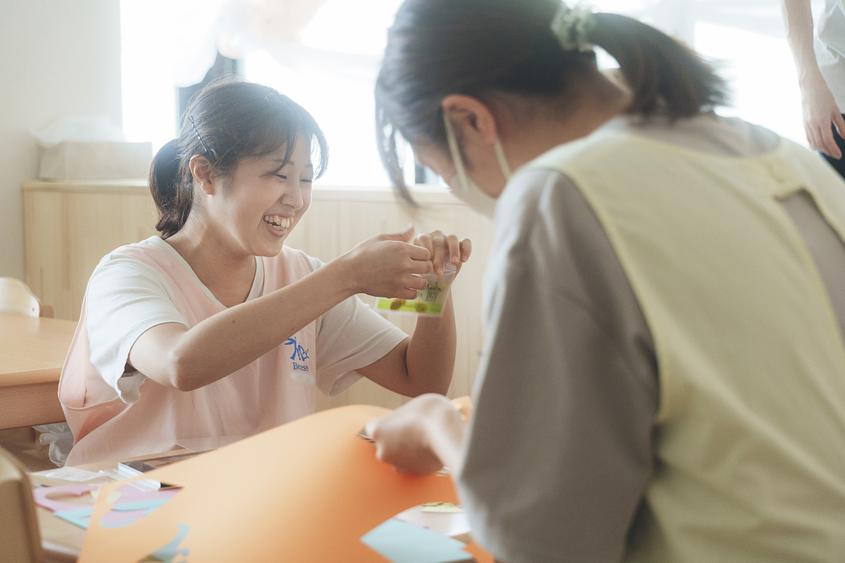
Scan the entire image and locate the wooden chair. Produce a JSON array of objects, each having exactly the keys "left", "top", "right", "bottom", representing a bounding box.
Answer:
[{"left": 0, "top": 446, "right": 42, "bottom": 563}]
